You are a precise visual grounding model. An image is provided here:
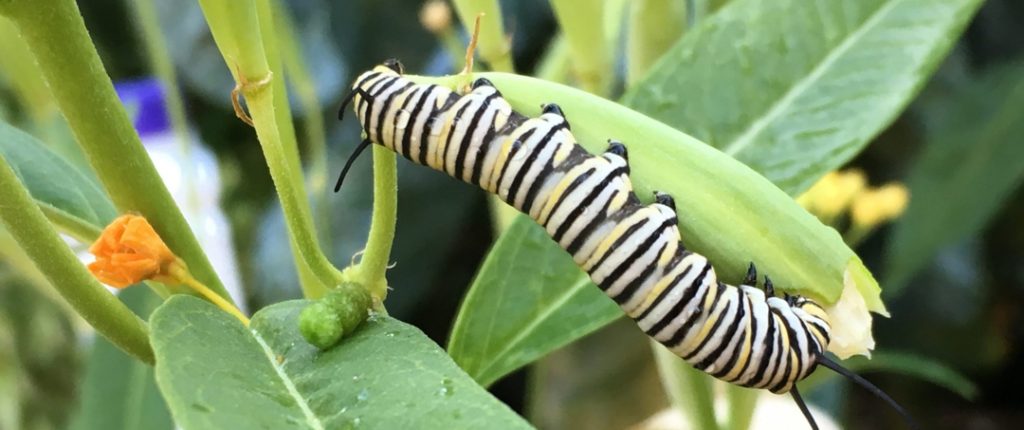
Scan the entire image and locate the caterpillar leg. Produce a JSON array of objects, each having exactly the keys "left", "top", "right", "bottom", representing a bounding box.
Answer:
[
  {"left": 382, "top": 58, "right": 404, "bottom": 73},
  {"left": 654, "top": 191, "right": 676, "bottom": 212},
  {"left": 605, "top": 139, "right": 628, "bottom": 159},
  {"left": 743, "top": 262, "right": 758, "bottom": 286},
  {"left": 764, "top": 275, "right": 775, "bottom": 297},
  {"left": 471, "top": 77, "right": 497, "bottom": 91},
  {"left": 541, "top": 103, "right": 571, "bottom": 130}
]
